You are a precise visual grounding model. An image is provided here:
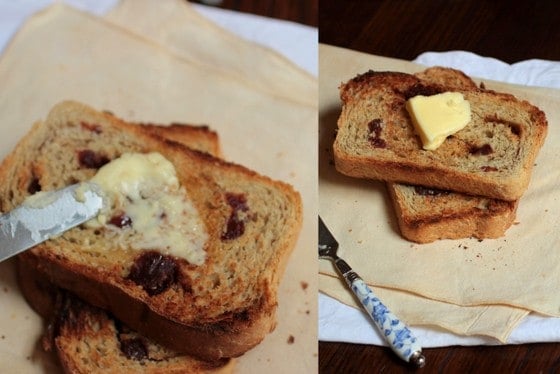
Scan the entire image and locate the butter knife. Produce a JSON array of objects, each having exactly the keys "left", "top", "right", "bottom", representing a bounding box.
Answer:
[
  {"left": 319, "top": 216, "right": 426, "bottom": 367},
  {"left": 0, "top": 182, "right": 104, "bottom": 262}
]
